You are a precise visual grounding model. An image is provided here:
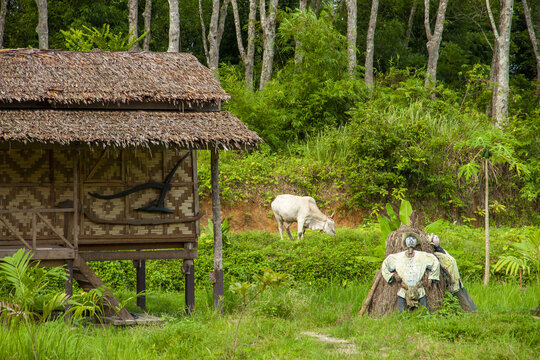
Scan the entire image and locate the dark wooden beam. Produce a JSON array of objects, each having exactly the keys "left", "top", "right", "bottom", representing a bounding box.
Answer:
[
  {"left": 80, "top": 249, "right": 197, "bottom": 261},
  {"left": 0, "top": 248, "right": 75, "bottom": 260},
  {"left": 78, "top": 242, "right": 191, "bottom": 251},
  {"left": 211, "top": 147, "right": 223, "bottom": 311}
]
